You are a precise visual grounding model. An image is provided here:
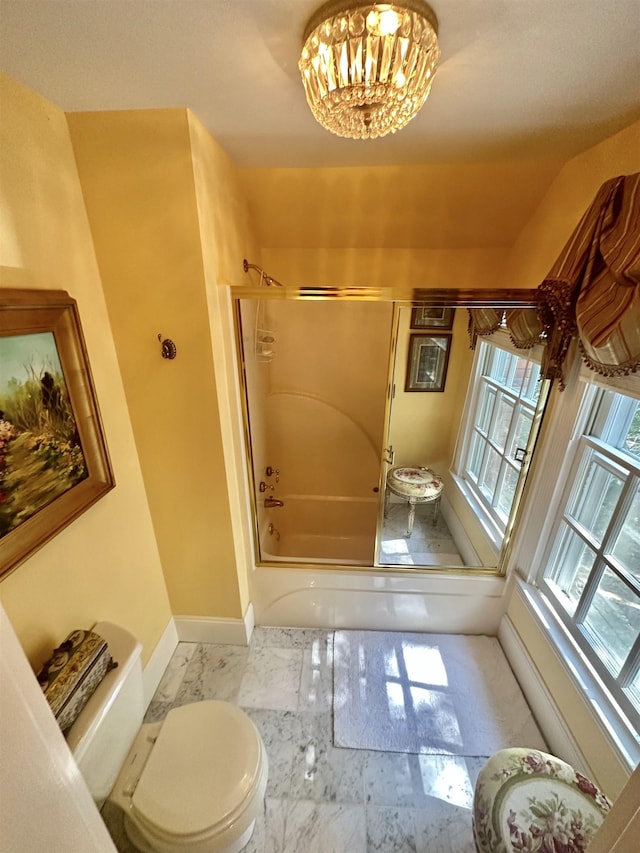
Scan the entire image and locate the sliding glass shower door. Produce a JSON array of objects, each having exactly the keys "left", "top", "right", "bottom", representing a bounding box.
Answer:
[{"left": 237, "top": 297, "right": 394, "bottom": 565}]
